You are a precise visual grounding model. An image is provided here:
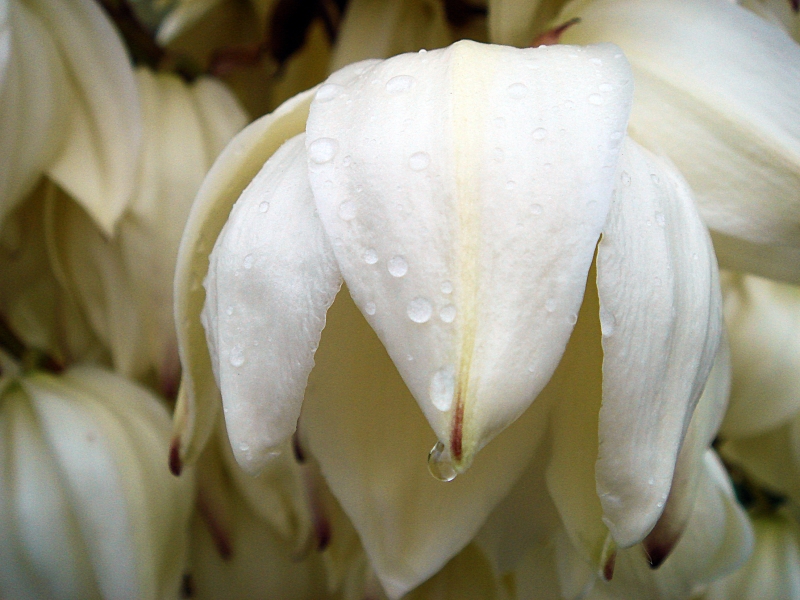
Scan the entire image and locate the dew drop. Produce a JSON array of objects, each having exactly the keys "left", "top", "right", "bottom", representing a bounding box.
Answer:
[
  {"left": 418, "top": 48, "right": 427, "bottom": 54},
  {"left": 342, "top": 155, "right": 352, "bottom": 167},
  {"left": 657, "top": 501, "right": 664, "bottom": 508},
  {"left": 532, "top": 127, "right": 548, "bottom": 140},
  {"left": 258, "top": 201, "right": 270, "bottom": 213},
  {"left": 225, "top": 305, "right": 234, "bottom": 316},
  {"left": 409, "top": 151, "right": 430, "bottom": 171},
  {"left": 588, "top": 93, "right": 604, "bottom": 105},
  {"left": 655, "top": 212, "right": 665, "bottom": 227},
  {"left": 316, "top": 83, "right": 344, "bottom": 102},
  {"left": 648, "top": 477, "right": 655, "bottom": 486},
  {"left": 338, "top": 201, "right": 357, "bottom": 221},
  {"left": 543, "top": 162, "right": 552, "bottom": 170},
  {"left": 600, "top": 307, "right": 616, "bottom": 337},
  {"left": 441, "top": 281, "right": 453, "bottom": 294},
  {"left": 428, "top": 441, "right": 457, "bottom": 482},
  {"left": 388, "top": 256, "right": 408, "bottom": 277},
  {"left": 363, "top": 248, "right": 378, "bottom": 264},
  {"left": 230, "top": 345, "right": 245, "bottom": 367},
  {"left": 364, "top": 301, "right": 376, "bottom": 315},
  {"left": 507, "top": 82, "right": 528, "bottom": 99},
  {"left": 308, "top": 138, "right": 338, "bottom": 164},
  {"left": 429, "top": 366, "right": 456, "bottom": 411},
  {"left": 439, "top": 304, "right": 457, "bottom": 323},
  {"left": 386, "top": 75, "right": 414, "bottom": 93},
  {"left": 238, "top": 442, "right": 250, "bottom": 452},
  {"left": 545, "top": 298, "right": 557, "bottom": 312},
  {"left": 620, "top": 171, "right": 632, "bottom": 187},
  {"left": 567, "top": 313, "right": 578, "bottom": 325},
  {"left": 243, "top": 254, "right": 254, "bottom": 269},
  {"left": 407, "top": 297, "right": 433, "bottom": 323},
  {"left": 505, "top": 180, "right": 517, "bottom": 190},
  {"left": 651, "top": 173, "right": 661, "bottom": 184},
  {"left": 599, "top": 83, "right": 613, "bottom": 92},
  {"left": 531, "top": 203, "right": 543, "bottom": 215}
]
